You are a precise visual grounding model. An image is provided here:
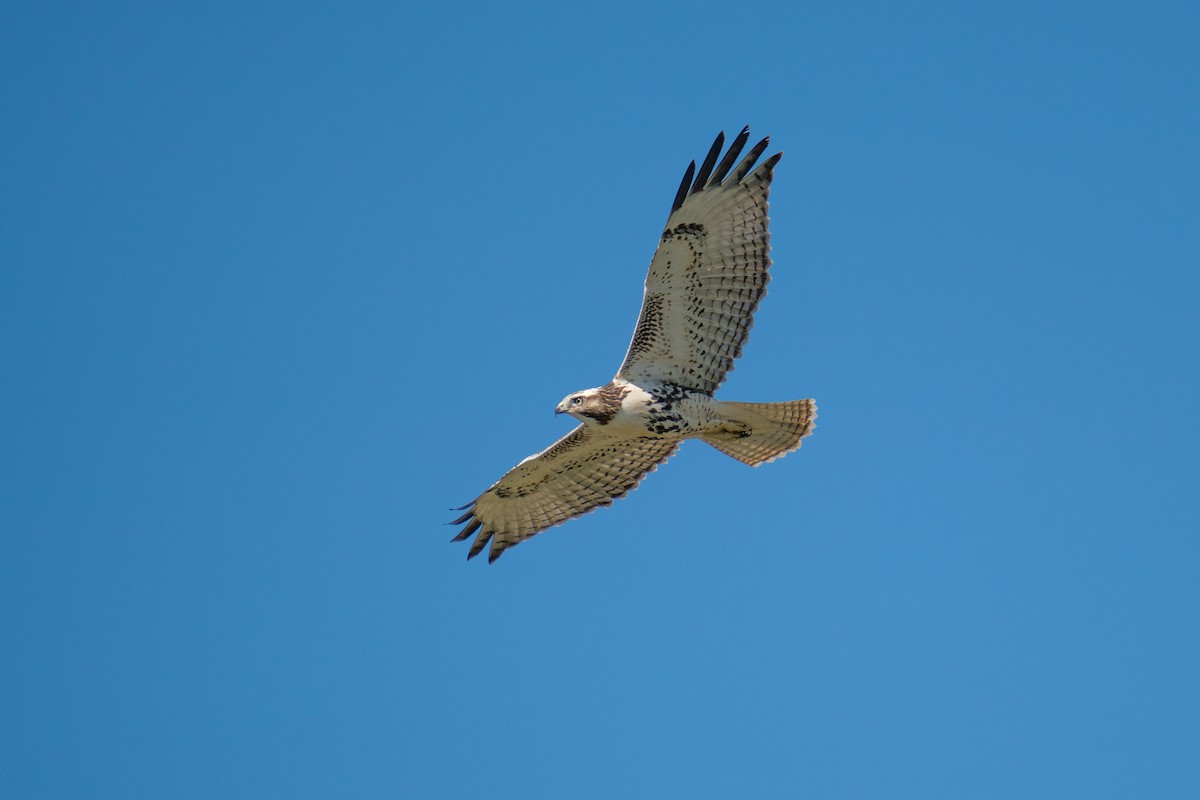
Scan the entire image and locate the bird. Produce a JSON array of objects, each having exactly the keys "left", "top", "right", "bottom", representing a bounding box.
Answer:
[{"left": 451, "top": 127, "right": 816, "bottom": 562}]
